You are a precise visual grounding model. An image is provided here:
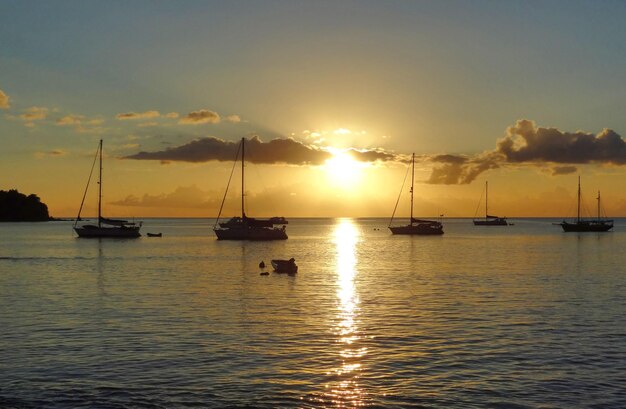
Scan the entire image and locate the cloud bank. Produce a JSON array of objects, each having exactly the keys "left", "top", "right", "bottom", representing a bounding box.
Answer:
[
  {"left": 110, "top": 185, "right": 216, "bottom": 208},
  {"left": 426, "top": 119, "right": 626, "bottom": 184},
  {"left": 125, "top": 136, "right": 397, "bottom": 165},
  {"left": 498, "top": 119, "right": 626, "bottom": 164}
]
